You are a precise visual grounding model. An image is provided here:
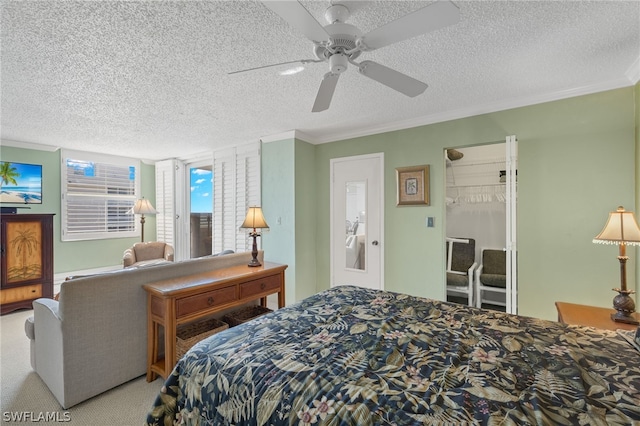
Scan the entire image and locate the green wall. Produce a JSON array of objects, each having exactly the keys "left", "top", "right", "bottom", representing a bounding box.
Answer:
[
  {"left": 0, "top": 146, "right": 156, "bottom": 274},
  {"left": 261, "top": 139, "right": 297, "bottom": 301},
  {"left": 293, "top": 139, "right": 318, "bottom": 301},
  {"left": 261, "top": 138, "right": 318, "bottom": 304},
  {"left": 309, "top": 87, "right": 636, "bottom": 320}
]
